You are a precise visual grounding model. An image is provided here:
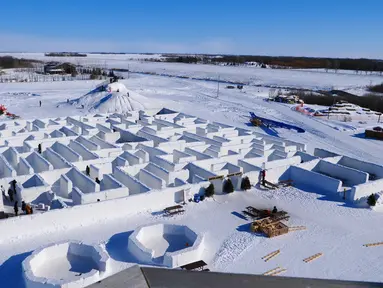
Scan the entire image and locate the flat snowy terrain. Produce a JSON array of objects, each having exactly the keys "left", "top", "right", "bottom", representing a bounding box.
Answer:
[{"left": 1, "top": 62, "right": 383, "bottom": 286}]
